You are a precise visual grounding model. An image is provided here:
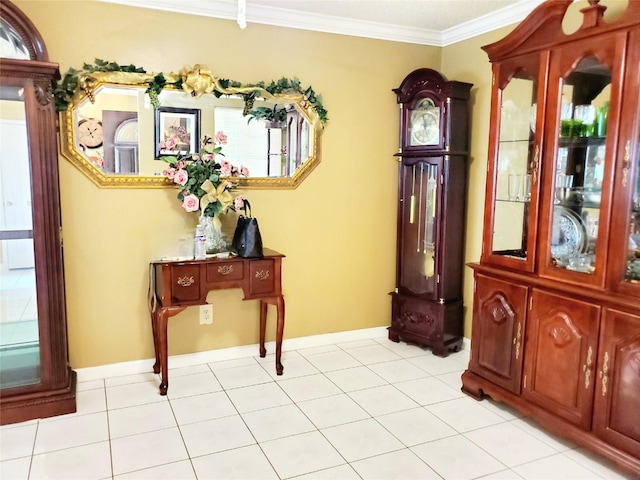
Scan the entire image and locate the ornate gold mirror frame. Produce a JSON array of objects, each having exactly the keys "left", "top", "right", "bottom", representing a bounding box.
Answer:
[{"left": 57, "top": 62, "right": 327, "bottom": 189}]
